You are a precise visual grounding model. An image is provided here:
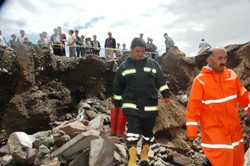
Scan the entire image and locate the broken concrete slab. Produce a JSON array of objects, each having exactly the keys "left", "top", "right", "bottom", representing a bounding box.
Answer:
[
  {"left": 58, "top": 121, "right": 89, "bottom": 138},
  {"left": 89, "top": 138, "right": 115, "bottom": 166},
  {"left": 88, "top": 114, "right": 104, "bottom": 130},
  {"left": 50, "top": 130, "right": 100, "bottom": 161},
  {"left": 69, "top": 150, "right": 88, "bottom": 166}
]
